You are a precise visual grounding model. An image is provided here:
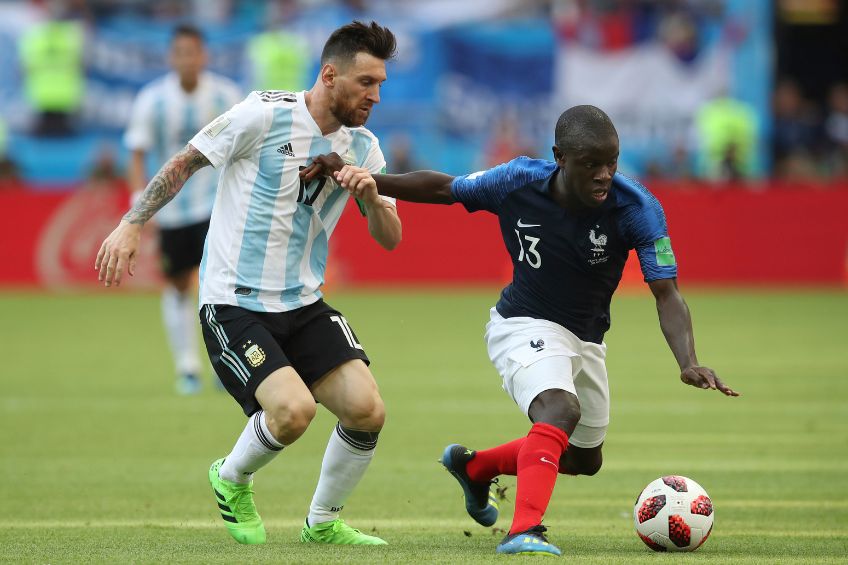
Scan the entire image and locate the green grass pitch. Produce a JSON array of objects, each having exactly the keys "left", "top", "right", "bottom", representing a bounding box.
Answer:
[{"left": 1, "top": 288, "right": 846, "bottom": 563}]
